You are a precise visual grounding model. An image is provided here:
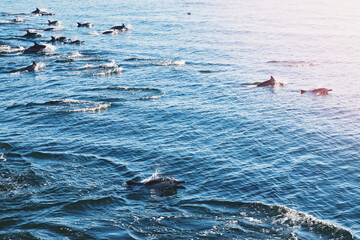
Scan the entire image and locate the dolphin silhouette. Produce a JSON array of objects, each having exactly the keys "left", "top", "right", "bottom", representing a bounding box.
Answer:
[
  {"left": 31, "top": 8, "right": 54, "bottom": 16},
  {"left": 48, "top": 20, "right": 60, "bottom": 25},
  {"left": 67, "top": 40, "right": 84, "bottom": 45},
  {"left": 10, "top": 61, "right": 44, "bottom": 73},
  {"left": 77, "top": 22, "right": 93, "bottom": 27},
  {"left": 23, "top": 42, "right": 46, "bottom": 54},
  {"left": 48, "top": 36, "right": 70, "bottom": 43},
  {"left": 111, "top": 24, "right": 128, "bottom": 31},
  {"left": 257, "top": 76, "right": 276, "bottom": 87},
  {"left": 300, "top": 88, "right": 332, "bottom": 95},
  {"left": 31, "top": 8, "right": 41, "bottom": 14},
  {"left": 22, "top": 30, "right": 43, "bottom": 38},
  {"left": 126, "top": 177, "right": 185, "bottom": 189}
]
